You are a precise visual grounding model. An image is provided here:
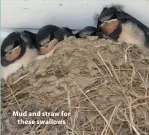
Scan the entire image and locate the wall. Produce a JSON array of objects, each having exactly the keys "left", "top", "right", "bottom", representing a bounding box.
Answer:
[{"left": 1, "top": 0, "right": 149, "bottom": 43}]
